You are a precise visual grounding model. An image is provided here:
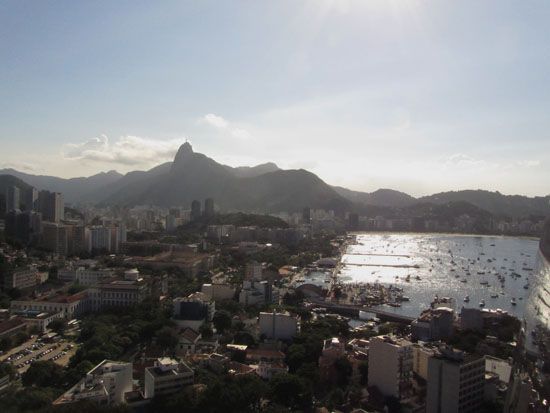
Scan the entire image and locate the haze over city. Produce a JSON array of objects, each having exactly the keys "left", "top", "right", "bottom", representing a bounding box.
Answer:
[{"left": 1, "top": 0, "right": 549, "bottom": 197}]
